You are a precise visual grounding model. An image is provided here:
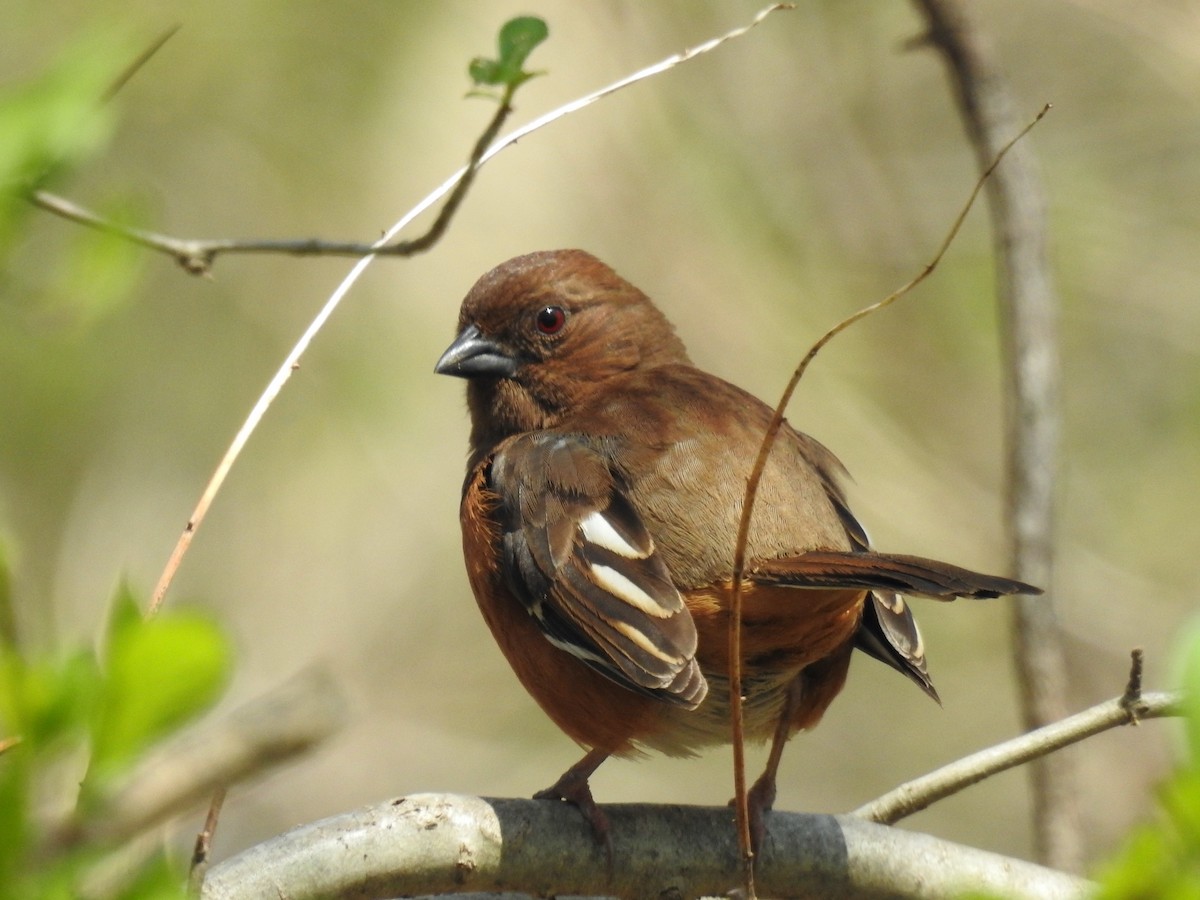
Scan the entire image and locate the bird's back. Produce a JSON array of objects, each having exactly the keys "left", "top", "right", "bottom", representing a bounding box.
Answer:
[{"left": 563, "top": 363, "right": 857, "bottom": 590}]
